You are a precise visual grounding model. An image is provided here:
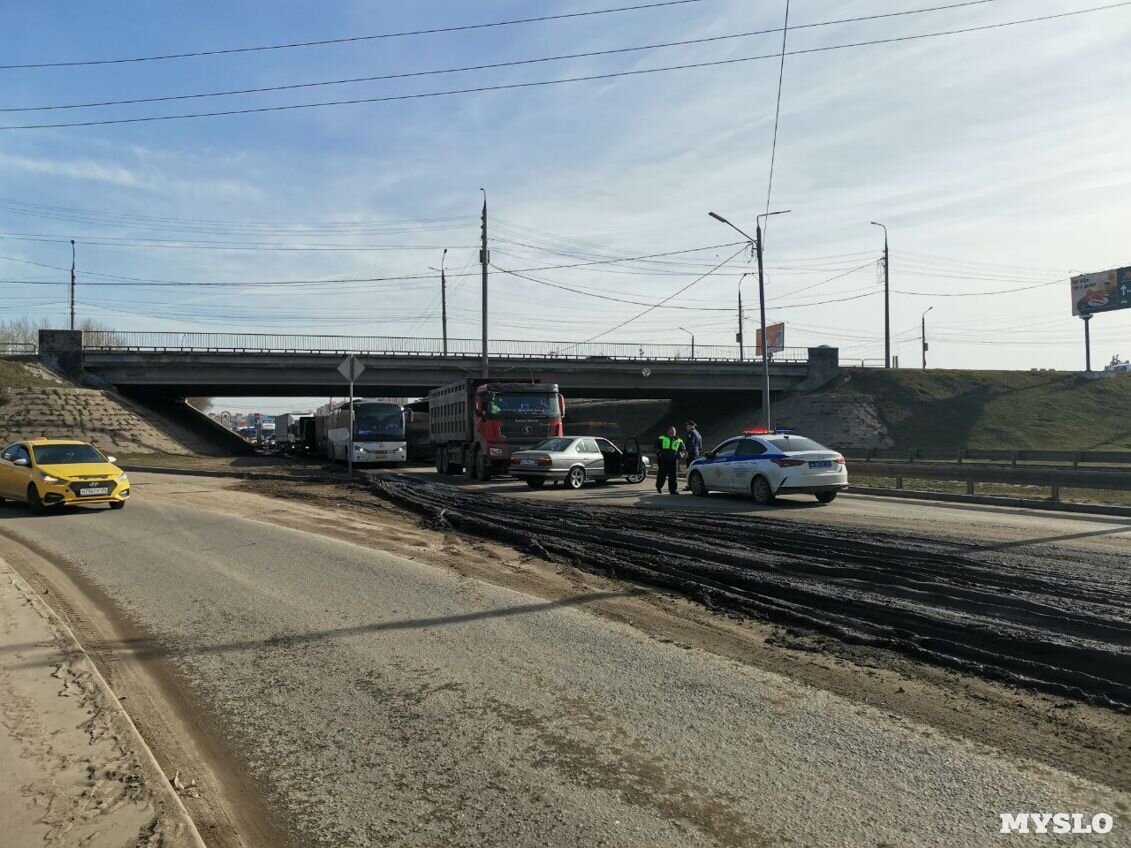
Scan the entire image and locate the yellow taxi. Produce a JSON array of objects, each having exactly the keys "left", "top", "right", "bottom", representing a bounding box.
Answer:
[{"left": 0, "top": 439, "right": 130, "bottom": 513}]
